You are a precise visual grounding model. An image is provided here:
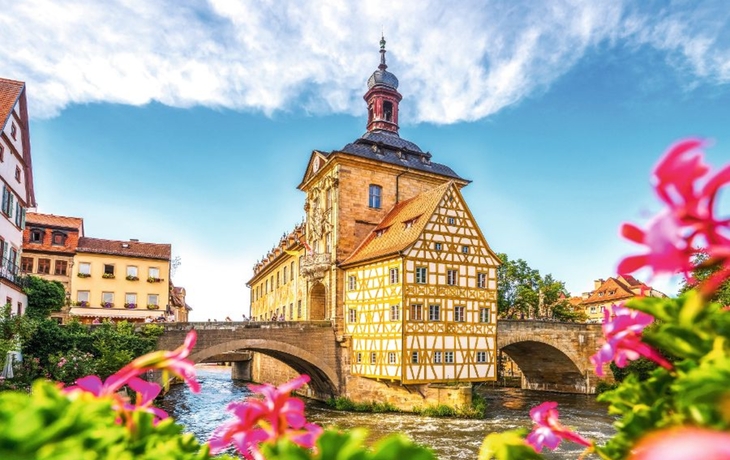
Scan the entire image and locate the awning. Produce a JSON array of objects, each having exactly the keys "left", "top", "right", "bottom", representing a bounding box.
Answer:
[{"left": 69, "top": 307, "right": 160, "bottom": 320}]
